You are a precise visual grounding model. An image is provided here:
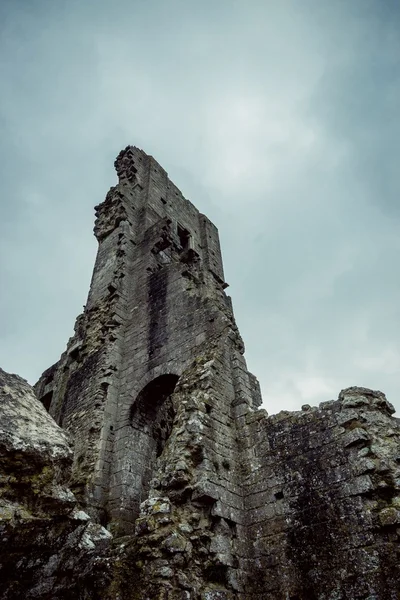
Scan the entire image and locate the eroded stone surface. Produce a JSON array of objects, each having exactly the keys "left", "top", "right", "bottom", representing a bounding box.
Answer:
[
  {"left": 242, "top": 387, "right": 400, "bottom": 599},
  {"left": 0, "top": 368, "right": 71, "bottom": 461},
  {"left": 0, "top": 369, "right": 115, "bottom": 599}
]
